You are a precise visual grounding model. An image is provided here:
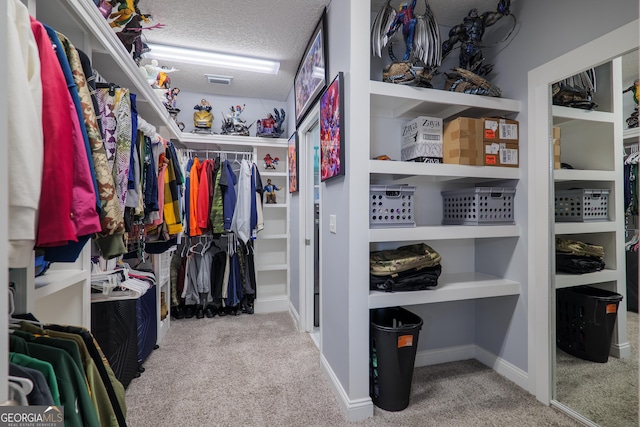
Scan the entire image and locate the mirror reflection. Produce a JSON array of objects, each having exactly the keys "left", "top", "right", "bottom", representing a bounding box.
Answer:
[{"left": 553, "top": 49, "right": 639, "bottom": 427}]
